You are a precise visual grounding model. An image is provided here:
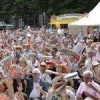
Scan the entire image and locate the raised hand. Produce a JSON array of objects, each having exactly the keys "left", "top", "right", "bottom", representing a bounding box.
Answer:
[{"left": 17, "top": 84, "right": 23, "bottom": 93}]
